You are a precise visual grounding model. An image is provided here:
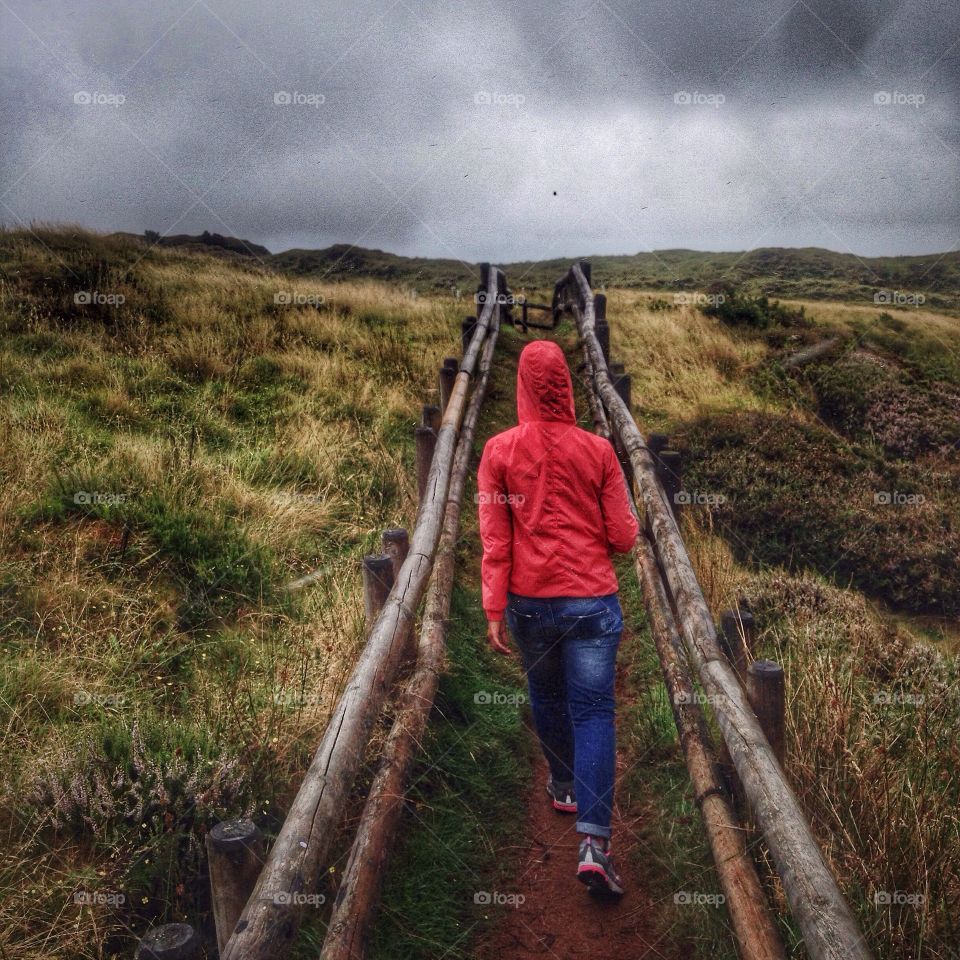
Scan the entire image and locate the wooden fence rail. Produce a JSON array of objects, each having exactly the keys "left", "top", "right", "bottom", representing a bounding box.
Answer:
[
  {"left": 214, "top": 268, "right": 503, "bottom": 960},
  {"left": 560, "top": 262, "right": 875, "bottom": 960}
]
